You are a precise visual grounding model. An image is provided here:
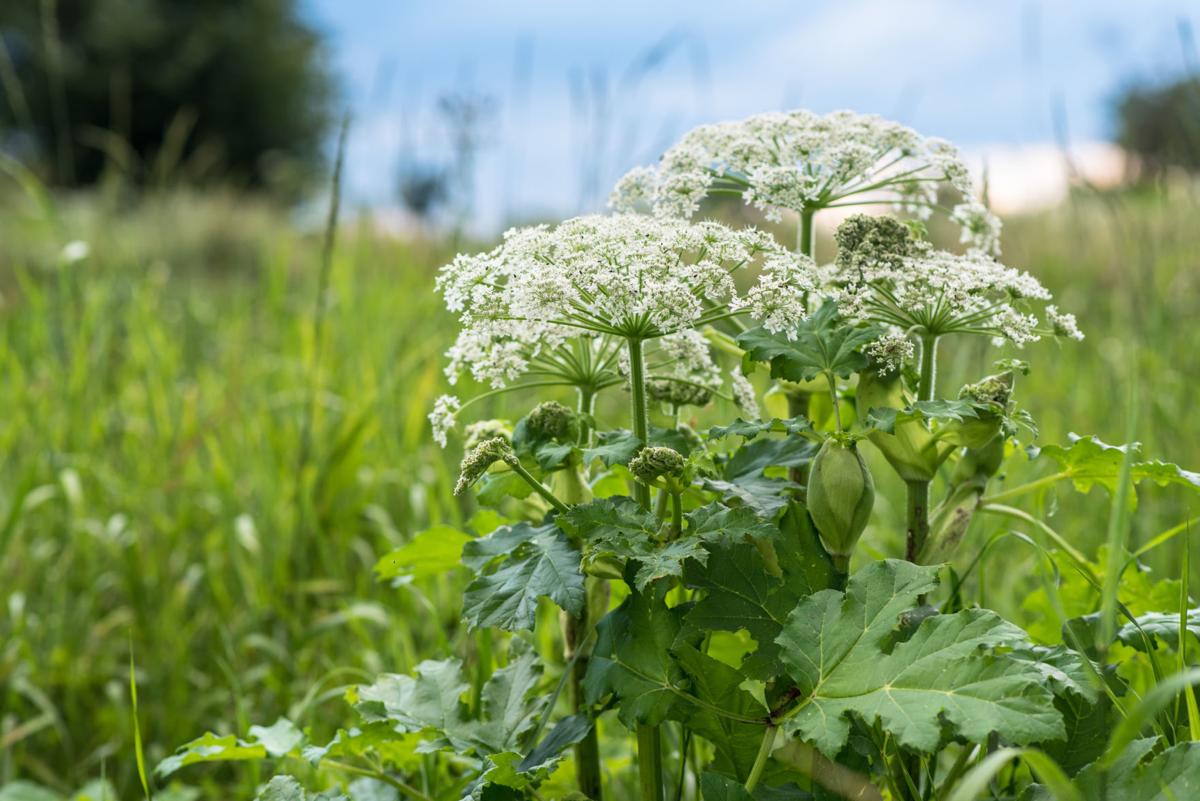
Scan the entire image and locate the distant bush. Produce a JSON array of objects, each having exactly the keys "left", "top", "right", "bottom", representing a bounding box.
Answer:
[
  {"left": 0, "top": 0, "right": 333, "bottom": 194},
  {"left": 1115, "top": 74, "right": 1200, "bottom": 179}
]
